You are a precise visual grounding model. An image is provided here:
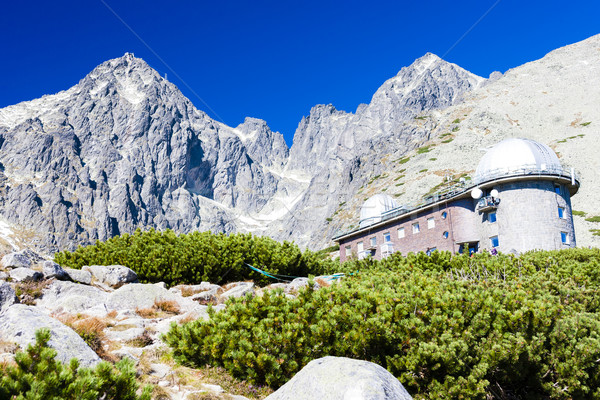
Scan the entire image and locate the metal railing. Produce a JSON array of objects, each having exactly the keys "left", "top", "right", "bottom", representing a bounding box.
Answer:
[{"left": 474, "top": 164, "right": 576, "bottom": 185}]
